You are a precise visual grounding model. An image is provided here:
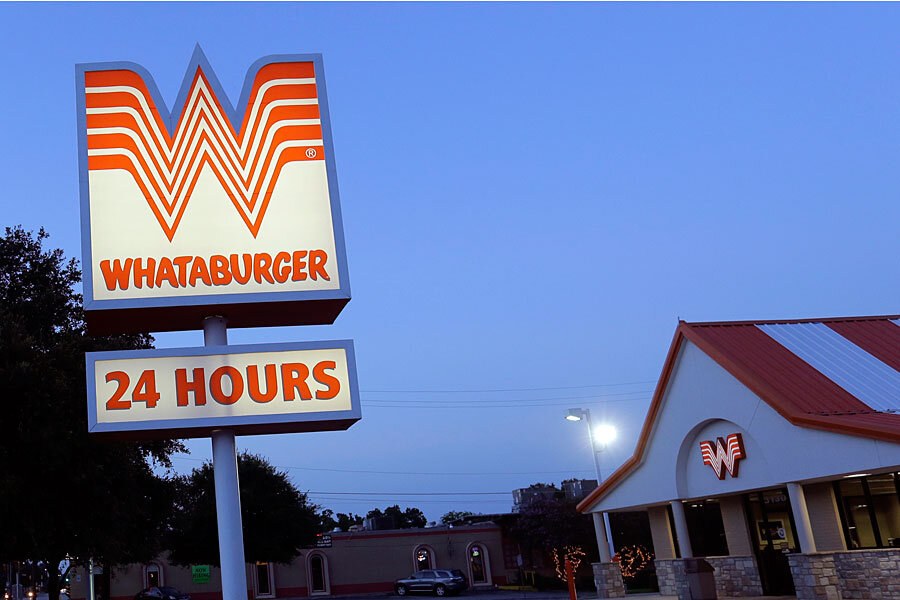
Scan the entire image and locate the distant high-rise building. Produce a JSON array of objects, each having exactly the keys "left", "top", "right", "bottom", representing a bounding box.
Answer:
[{"left": 562, "top": 479, "right": 598, "bottom": 502}]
